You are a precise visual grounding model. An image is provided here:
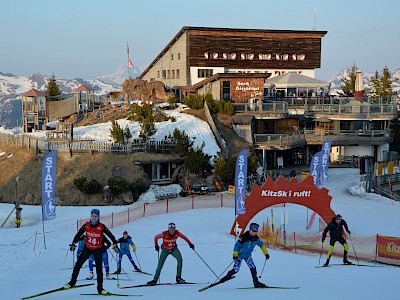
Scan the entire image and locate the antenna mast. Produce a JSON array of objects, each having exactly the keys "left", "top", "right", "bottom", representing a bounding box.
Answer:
[{"left": 313, "top": 1, "right": 317, "bottom": 30}]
